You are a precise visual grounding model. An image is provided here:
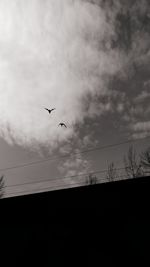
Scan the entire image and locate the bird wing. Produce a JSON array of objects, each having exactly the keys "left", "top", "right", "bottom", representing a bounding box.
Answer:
[
  {"left": 51, "top": 108, "right": 56, "bottom": 111},
  {"left": 44, "top": 108, "right": 49, "bottom": 111},
  {"left": 63, "top": 123, "right": 67, "bottom": 128}
]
